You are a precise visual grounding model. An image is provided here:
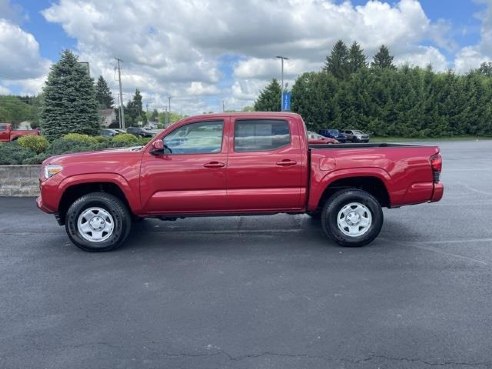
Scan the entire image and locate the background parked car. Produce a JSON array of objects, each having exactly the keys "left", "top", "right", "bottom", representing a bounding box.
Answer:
[
  {"left": 126, "top": 127, "right": 154, "bottom": 138},
  {"left": 318, "top": 129, "right": 347, "bottom": 143},
  {"left": 342, "top": 129, "right": 370, "bottom": 143},
  {"left": 99, "top": 128, "right": 119, "bottom": 137},
  {"left": 307, "top": 131, "right": 339, "bottom": 144},
  {"left": 0, "top": 123, "right": 40, "bottom": 142}
]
